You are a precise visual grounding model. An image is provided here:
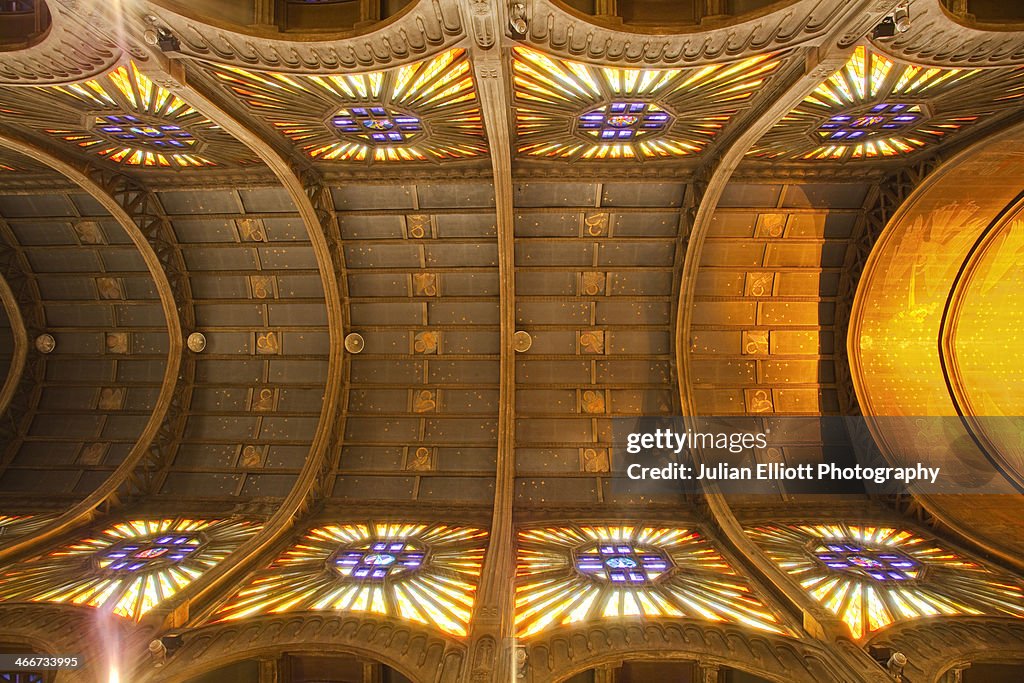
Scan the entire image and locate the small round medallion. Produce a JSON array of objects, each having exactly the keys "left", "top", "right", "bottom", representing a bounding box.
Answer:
[
  {"left": 513, "top": 330, "right": 532, "bottom": 353},
  {"left": 186, "top": 332, "right": 207, "bottom": 353},
  {"left": 344, "top": 332, "right": 365, "bottom": 354},
  {"left": 34, "top": 334, "right": 56, "bottom": 354}
]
